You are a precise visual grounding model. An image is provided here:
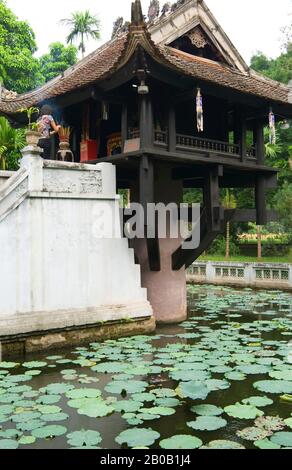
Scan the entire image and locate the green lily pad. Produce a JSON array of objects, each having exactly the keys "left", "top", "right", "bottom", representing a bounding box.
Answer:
[
  {"left": 254, "top": 439, "right": 281, "bottom": 449},
  {"left": 187, "top": 416, "right": 227, "bottom": 431},
  {"left": 77, "top": 402, "right": 114, "bottom": 418},
  {"left": 41, "top": 412, "right": 69, "bottom": 422},
  {"left": 67, "top": 430, "right": 102, "bottom": 447},
  {"left": 115, "top": 428, "right": 160, "bottom": 447},
  {"left": 19, "top": 435, "right": 36, "bottom": 445},
  {"left": 36, "top": 395, "right": 61, "bottom": 405},
  {"left": 65, "top": 388, "right": 101, "bottom": 399},
  {"left": 269, "top": 370, "right": 292, "bottom": 381},
  {"left": 160, "top": 435, "right": 202, "bottom": 449},
  {"left": 40, "top": 383, "right": 74, "bottom": 395},
  {"left": 284, "top": 418, "right": 292, "bottom": 429},
  {"left": 105, "top": 380, "right": 148, "bottom": 395},
  {"left": 176, "top": 381, "right": 209, "bottom": 400},
  {"left": 190, "top": 404, "right": 224, "bottom": 416},
  {"left": 224, "top": 403, "right": 264, "bottom": 419},
  {"left": 0, "top": 439, "right": 19, "bottom": 449},
  {"left": 253, "top": 380, "right": 292, "bottom": 394},
  {"left": 114, "top": 401, "right": 143, "bottom": 413},
  {"left": 32, "top": 425, "right": 67, "bottom": 439},
  {"left": 37, "top": 405, "right": 62, "bottom": 415},
  {"left": 151, "top": 388, "right": 177, "bottom": 398},
  {"left": 22, "top": 361, "right": 47, "bottom": 369},
  {"left": 138, "top": 407, "right": 176, "bottom": 416},
  {"left": 242, "top": 396, "right": 273, "bottom": 407},
  {"left": 0, "top": 362, "right": 20, "bottom": 369},
  {"left": 270, "top": 432, "right": 292, "bottom": 447}
]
